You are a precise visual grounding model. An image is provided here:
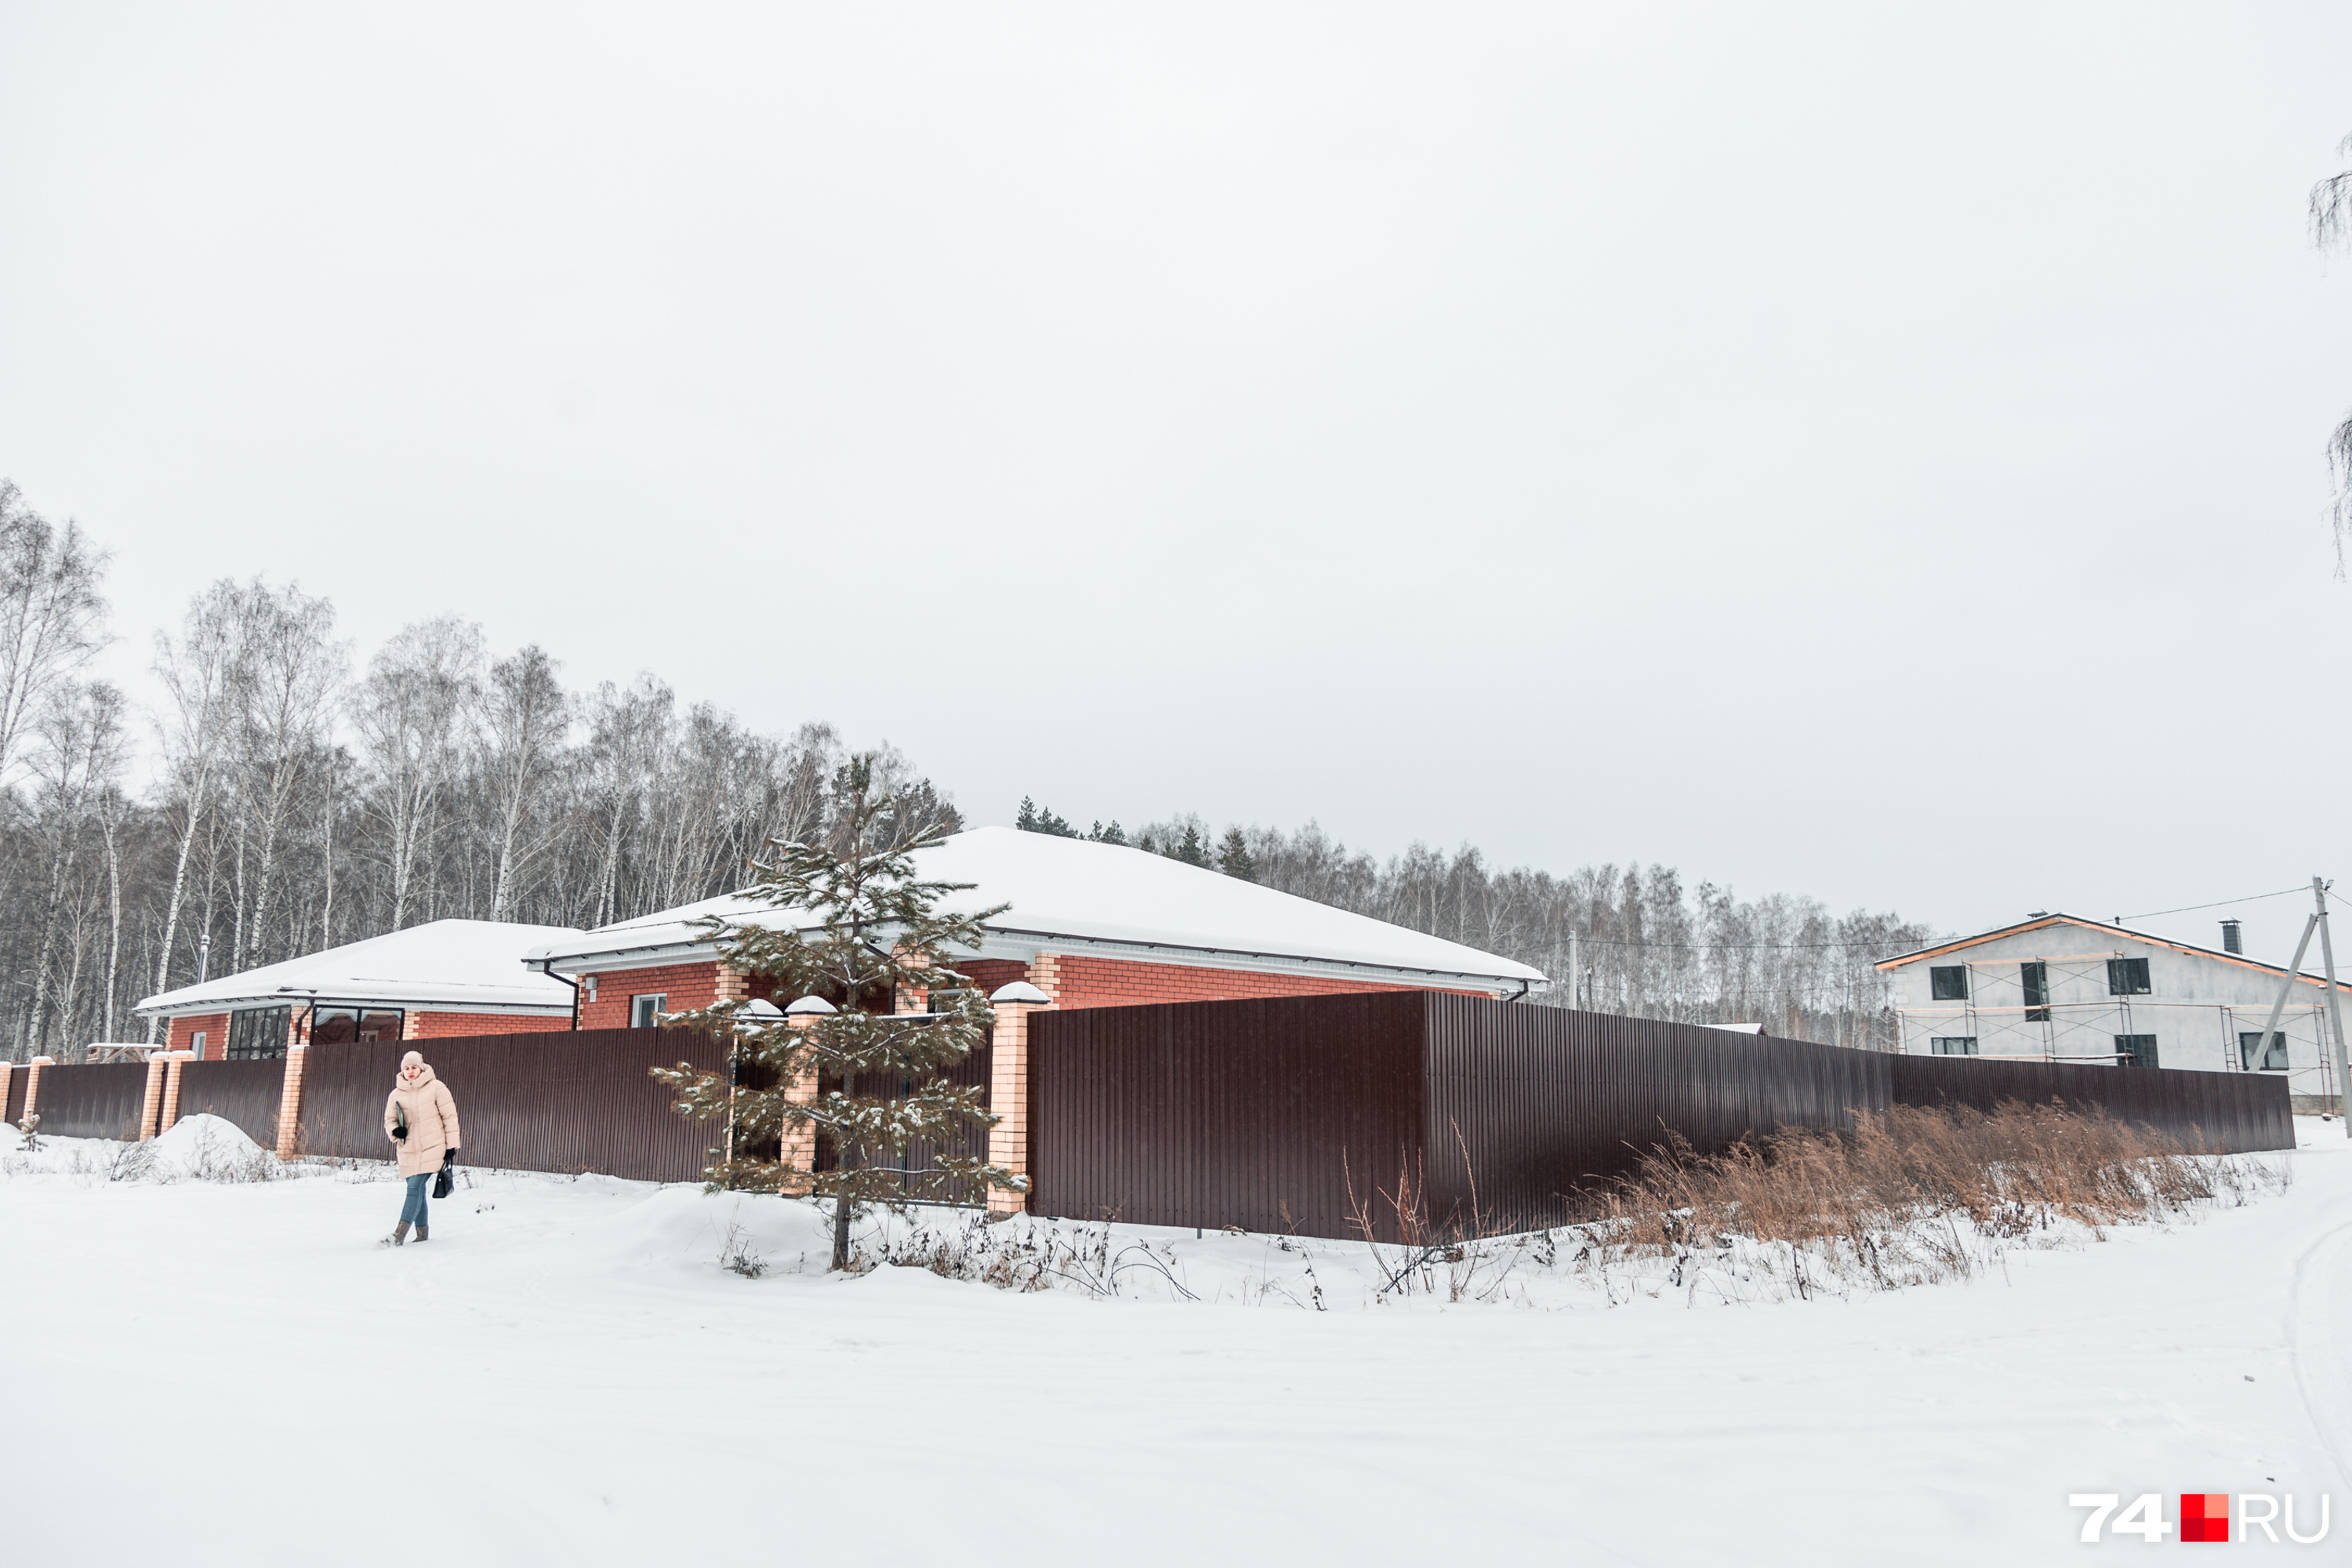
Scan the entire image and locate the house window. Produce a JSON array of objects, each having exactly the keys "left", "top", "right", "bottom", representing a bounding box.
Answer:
[
  {"left": 1930, "top": 1037, "right": 1979, "bottom": 1056},
  {"left": 226, "top": 1007, "right": 292, "bottom": 1061},
  {"left": 191, "top": 1030, "right": 208, "bottom": 1058},
  {"left": 1929, "top": 966, "right": 1969, "bottom": 1001},
  {"left": 2238, "top": 1032, "right": 2288, "bottom": 1072},
  {"left": 630, "top": 993, "right": 668, "bottom": 1029},
  {"left": 2107, "top": 957, "right": 2150, "bottom": 996},
  {"left": 310, "top": 1007, "right": 405, "bottom": 1045},
  {"left": 2021, "top": 962, "right": 2051, "bottom": 1022},
  {"left": 2114, "top": 1034, "right": 2158, "bottom": 1068}
]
